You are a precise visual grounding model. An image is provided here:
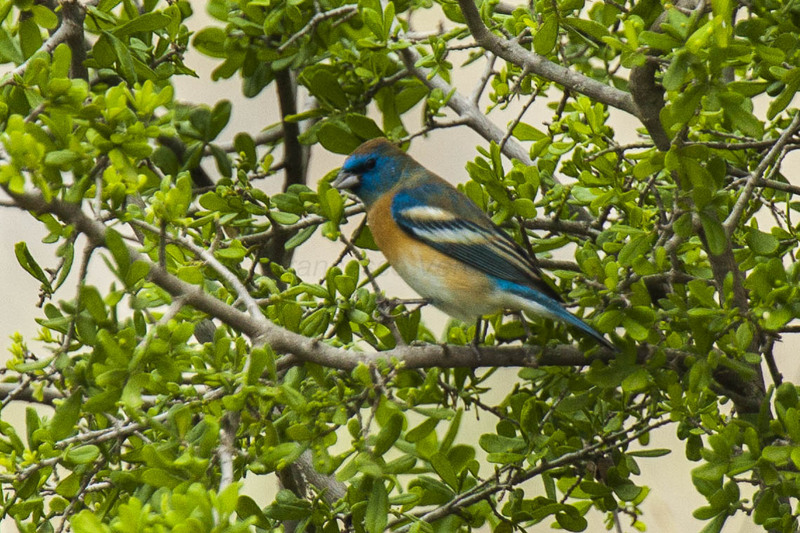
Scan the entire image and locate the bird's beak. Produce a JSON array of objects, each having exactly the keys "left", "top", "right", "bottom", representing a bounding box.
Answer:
[{"left": 332, "top": 170, "right": 360, "bottom": 190}]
